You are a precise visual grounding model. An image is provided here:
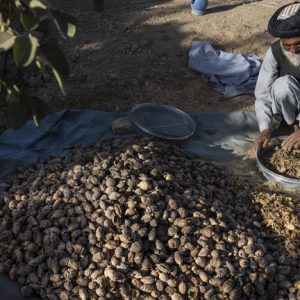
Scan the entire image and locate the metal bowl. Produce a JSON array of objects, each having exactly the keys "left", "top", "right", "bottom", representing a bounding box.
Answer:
[
  {"left": 256, "top": 136, "right": 300, "bottom": 190},
  {"left": 130, "top": 103, "right": 196, "bottom": 141}
]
